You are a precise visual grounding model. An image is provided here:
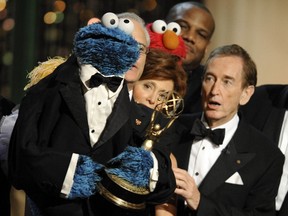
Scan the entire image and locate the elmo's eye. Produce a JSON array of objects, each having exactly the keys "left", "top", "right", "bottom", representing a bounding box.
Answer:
[
  {"left": 118, "top": 18, "right": 134, "bottom": 35},
  {"left": 151, "top": 20, "right": 167, "bottom": 34},
  {"left": 101, "top": 12, "right": 119, "bottom": 28},
  {"left": 167, "top": 22, "right": 181, "bottom": 35}
]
